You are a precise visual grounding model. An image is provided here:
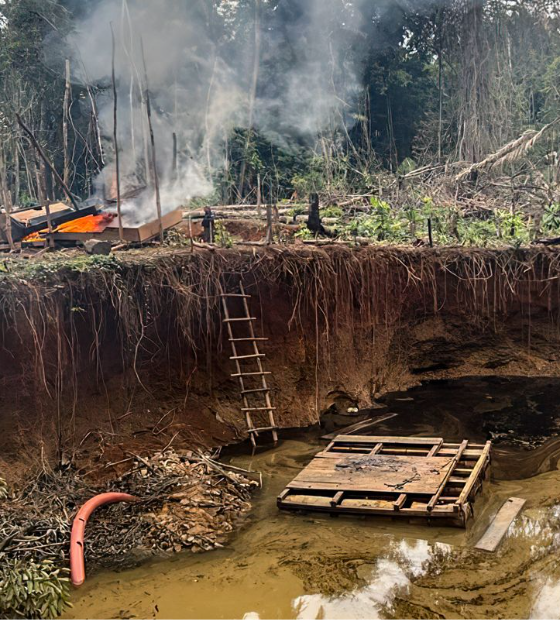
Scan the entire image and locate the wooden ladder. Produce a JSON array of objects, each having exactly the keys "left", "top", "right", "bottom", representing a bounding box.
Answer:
[{"left": 221, "top": 283, "right": 279, "bottom": 448}]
